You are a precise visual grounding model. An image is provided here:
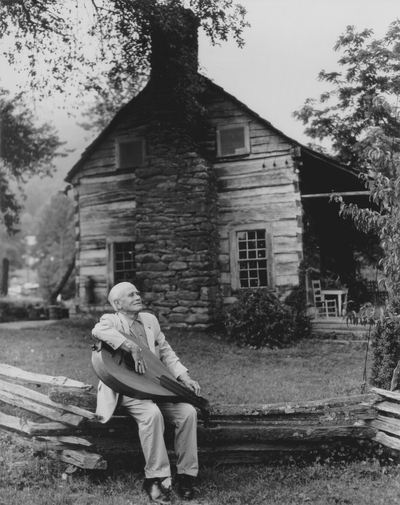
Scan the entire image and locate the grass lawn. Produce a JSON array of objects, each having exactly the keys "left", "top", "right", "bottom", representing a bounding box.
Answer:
[{"left": 2, "top": 317, "right": 400, "bottom": 505}]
